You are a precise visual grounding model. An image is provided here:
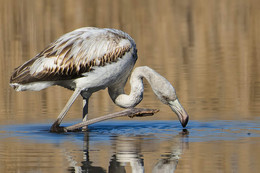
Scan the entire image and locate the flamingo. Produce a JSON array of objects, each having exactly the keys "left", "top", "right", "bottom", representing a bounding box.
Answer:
[{"left": 10, "top": 27, "right": 189, "bottom": 132}]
